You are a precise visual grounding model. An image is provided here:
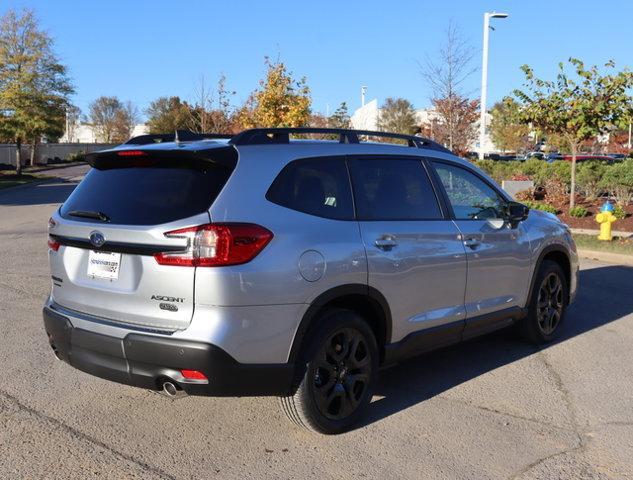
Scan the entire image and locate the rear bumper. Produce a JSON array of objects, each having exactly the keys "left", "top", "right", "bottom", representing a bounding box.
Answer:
[{"left": 43, "top": 306, "right": 295, "bottom": 397}]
